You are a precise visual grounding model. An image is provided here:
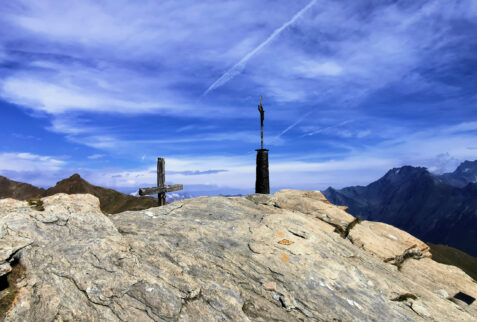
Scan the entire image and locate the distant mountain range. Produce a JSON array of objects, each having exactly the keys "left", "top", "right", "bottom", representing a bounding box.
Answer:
[
  {"left": 129, "top": 189, "right": 195, "bottom": 203},
  {"left": 324, "top": 160, "right": 477, "bottom": 258},
  {"left": 0, "top": 174, "right": 157, "bottom": 214}
]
